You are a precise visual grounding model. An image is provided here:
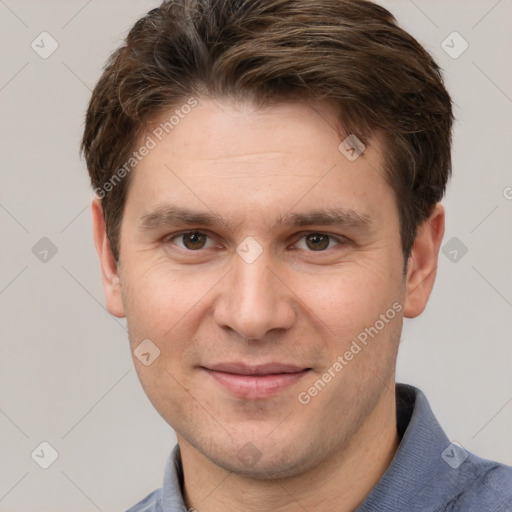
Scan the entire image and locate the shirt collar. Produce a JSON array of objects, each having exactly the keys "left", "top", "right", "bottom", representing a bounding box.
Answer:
[
  {"left": 160, "top": 443, "right": 187, "bottom": 511},
  {"left": 356, "top": 383, "right": 453, "bottom": 511}
]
